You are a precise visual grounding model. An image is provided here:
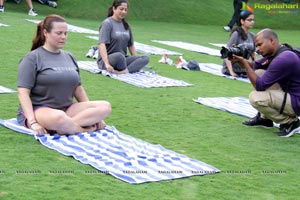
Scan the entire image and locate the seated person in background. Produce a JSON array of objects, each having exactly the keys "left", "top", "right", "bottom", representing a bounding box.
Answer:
[
  {"left": 17, "top": 14, "right": 111, "bottom": 135},
  {"left": 222, "top": 10, "right": 256, "bottom": 77},
  {"left": 97, "top": 0, "right": 149, "bottom": 74},
  {"left": 234, "top": 28, "right": 300, "bottom": 137}
]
